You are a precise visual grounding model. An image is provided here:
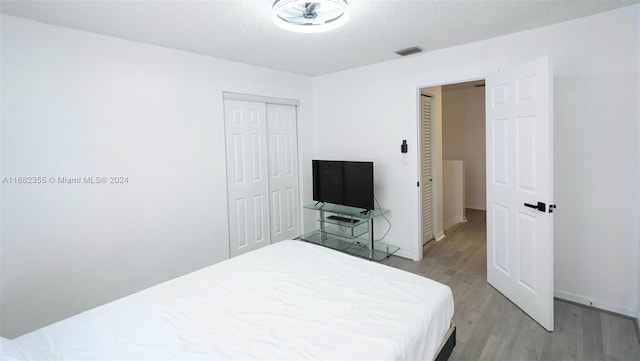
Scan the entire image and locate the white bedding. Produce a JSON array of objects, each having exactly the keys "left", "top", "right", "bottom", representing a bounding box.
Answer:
[{"left": 3, "top": 240, "right": 454, "bottom": 361}]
